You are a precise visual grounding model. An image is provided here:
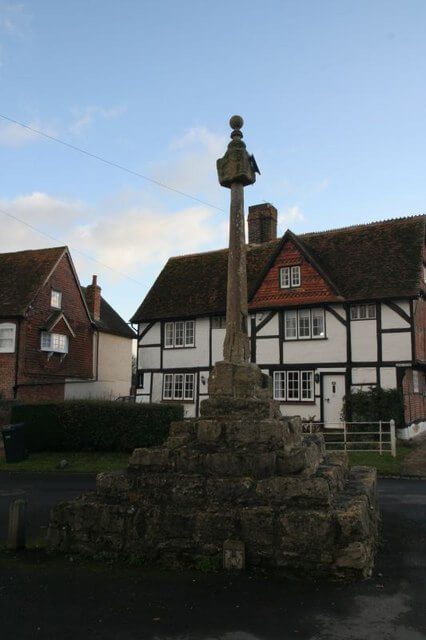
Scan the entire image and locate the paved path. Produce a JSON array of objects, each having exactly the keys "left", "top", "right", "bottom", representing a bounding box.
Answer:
[
  {"left": 401, "top": 433, "right": 426, "bottom": 477},
  {"left": 0, "top": 476, "right": 425, "bottom": 639}
]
